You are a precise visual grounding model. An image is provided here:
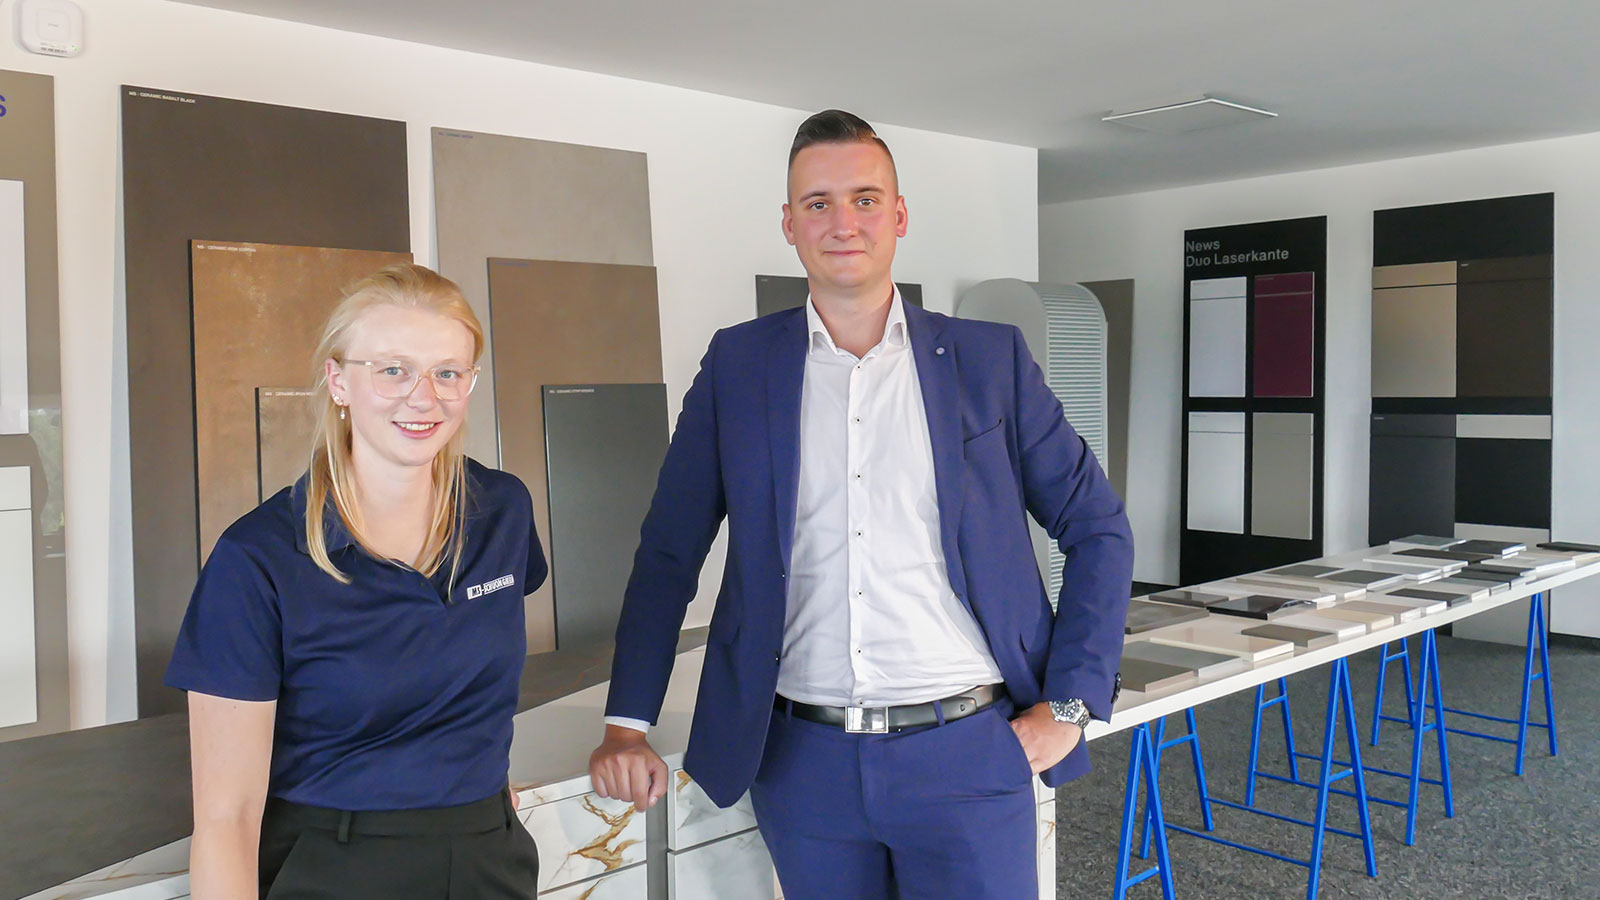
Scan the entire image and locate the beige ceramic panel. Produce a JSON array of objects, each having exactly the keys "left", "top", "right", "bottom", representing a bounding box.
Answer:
[
  {"left": 1371, "top": 284, "right": 1456, "bottom": 398},
  {"left": 1372, "top": 261, "right": 1456, "bottom": 289},
  {"left": 256, "top": 388, "right": 320, "bottom": 502},
  {"left": 488, "top": 258, "right": 663, "bottom": 652},
  {"left": 191, "top": 241, "right": 410, "bottom": 561},
  {"left": 432, "top": 129, "right": 653, "bottom": 466}
]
